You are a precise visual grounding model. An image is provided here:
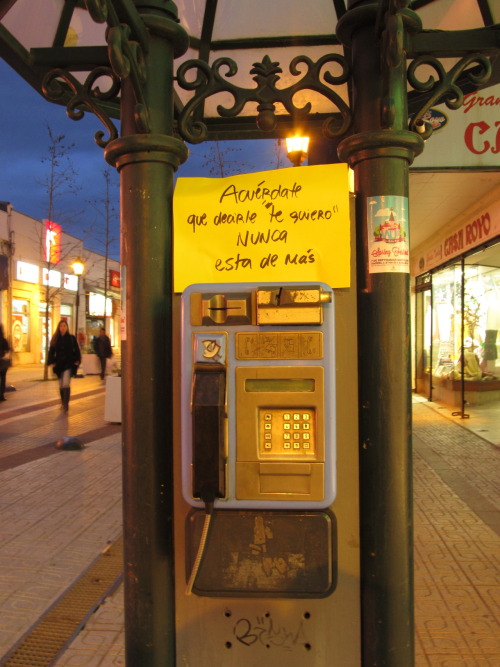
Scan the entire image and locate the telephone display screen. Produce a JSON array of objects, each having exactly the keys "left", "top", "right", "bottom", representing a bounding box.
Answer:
[{"left": 245, "top": 378, "right": 315, "bottom": 392}]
